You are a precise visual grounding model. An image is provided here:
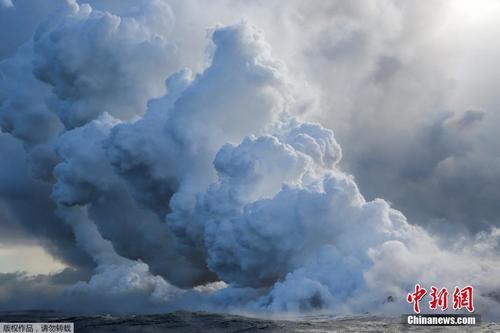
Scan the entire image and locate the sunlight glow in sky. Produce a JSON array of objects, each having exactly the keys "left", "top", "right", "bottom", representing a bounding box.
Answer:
[{"left": 0, "top": 243, "right": 66, "bottom": 275}]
